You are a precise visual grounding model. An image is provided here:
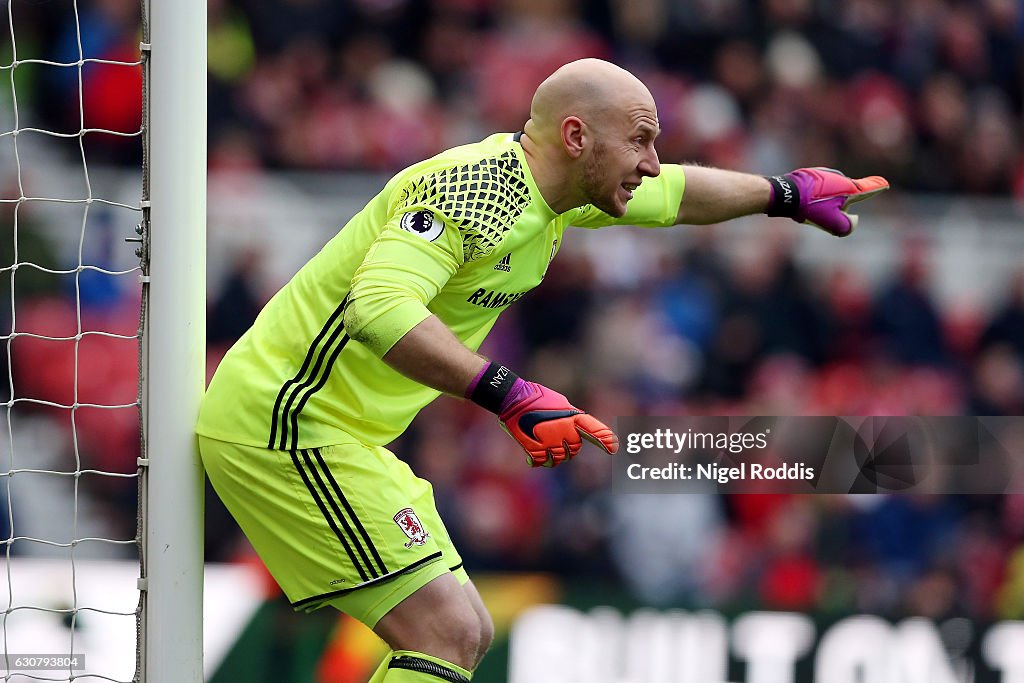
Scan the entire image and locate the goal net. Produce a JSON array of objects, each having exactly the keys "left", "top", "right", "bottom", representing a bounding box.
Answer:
[{"left": 0, "top": 1, "right": 205, "bottom": 681}]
